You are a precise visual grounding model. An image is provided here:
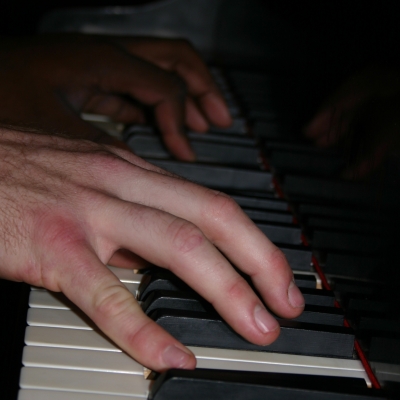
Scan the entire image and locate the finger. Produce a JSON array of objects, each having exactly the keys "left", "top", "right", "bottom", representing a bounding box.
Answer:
[
  {"left": 93, "top": 48, "right": 196, "bottom": 161},
  {"left": 55, "top": 244, "right": 195, "bottom": 371},
  {"left": 108, "top": 249, "right": 150, "bottom": 270},
  {"left": 97, "top": 198, "right": 281, "bottom": 345},
  {"left": 91, "top": 164, "right": 304, "bottom": 321},
  {"left": 82, "top": 93, "right": 146, "bottom": 124},
  {"left": 185, "top": 96, "right": 209, "bottom": 132},
  {"left": 117, "top": 38, "right": 232, "bottom": 128}
]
